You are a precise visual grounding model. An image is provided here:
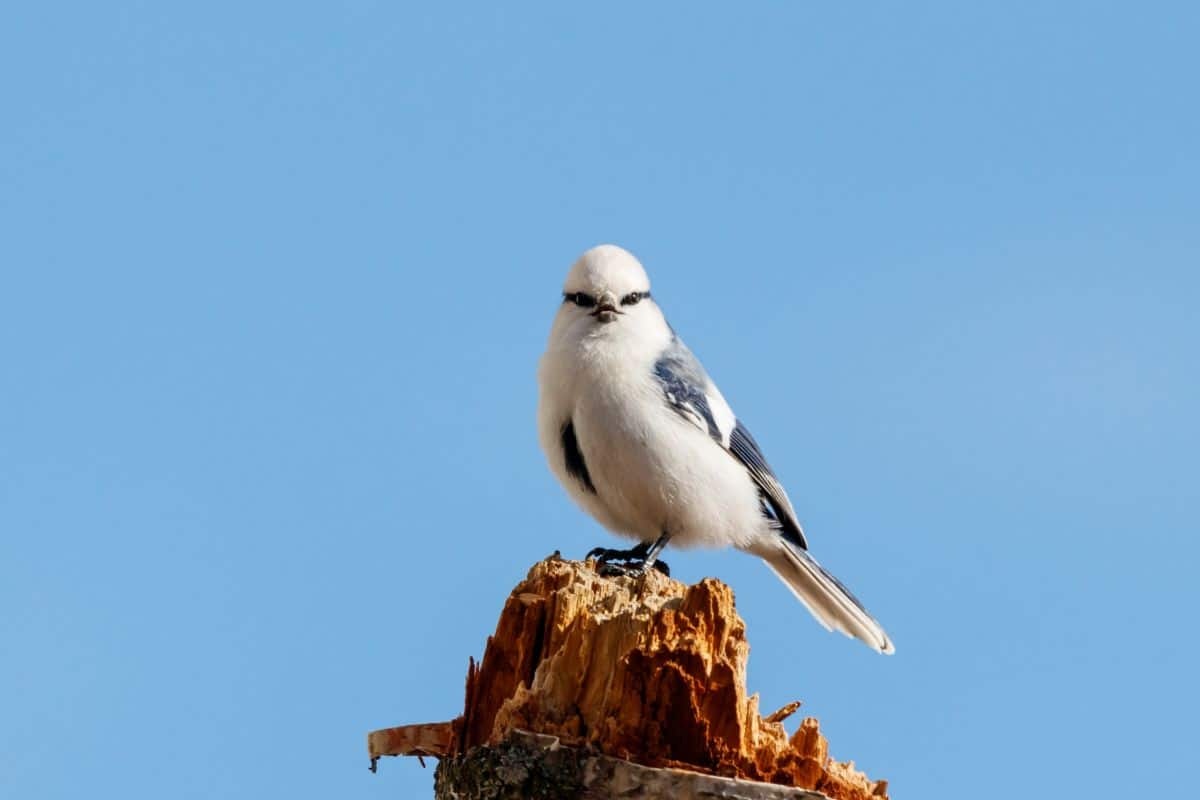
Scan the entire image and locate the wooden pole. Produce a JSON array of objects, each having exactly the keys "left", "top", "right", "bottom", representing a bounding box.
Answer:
[{"left": 367, "top": 555, "right": 888, "bottom": 800}]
